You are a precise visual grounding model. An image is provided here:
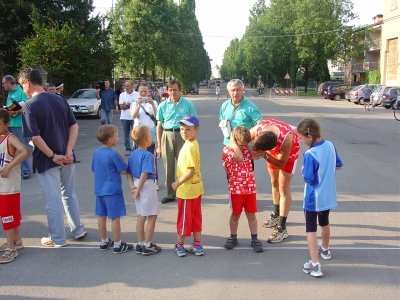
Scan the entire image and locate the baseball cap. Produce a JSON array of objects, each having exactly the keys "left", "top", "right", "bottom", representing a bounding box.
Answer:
[{"left": 178, "top": 114, "right": 199, "bottom": 127}]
